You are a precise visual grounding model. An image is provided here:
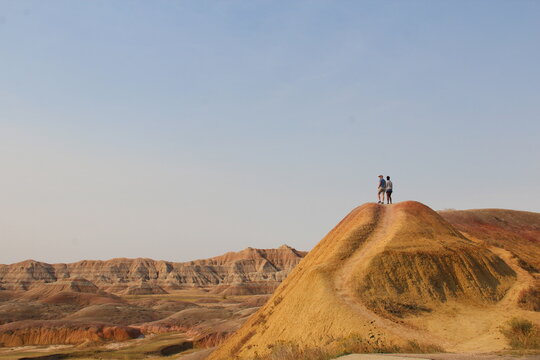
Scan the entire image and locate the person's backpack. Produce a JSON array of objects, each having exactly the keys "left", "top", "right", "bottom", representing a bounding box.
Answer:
[{"left": 380, "top": 179, "right": 386, "bottom": 188}]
